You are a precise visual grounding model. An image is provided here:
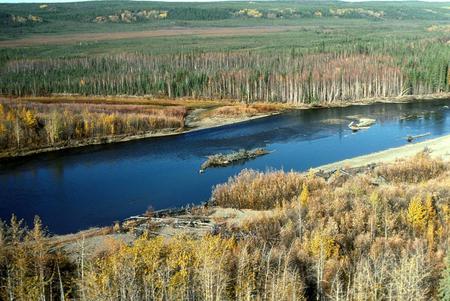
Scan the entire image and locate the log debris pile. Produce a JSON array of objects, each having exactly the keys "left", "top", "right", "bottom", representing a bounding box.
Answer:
[
  {"left": 348, "top": 118, "right": 376, "bottom": 131},
  {"left": 200, "top": 148, "right": 270, "bottom": 172},
  {"left": 122, "top": 207, "right": 218, "bottom": 238}
]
